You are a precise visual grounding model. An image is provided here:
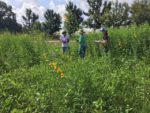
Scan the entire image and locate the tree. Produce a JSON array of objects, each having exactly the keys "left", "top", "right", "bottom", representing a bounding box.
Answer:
[
  {"left": 22, "top": 9, "right": 39, "bottom": 31},
  {"left": 43, "top": 9, "right": 61, "bottom": 35},
  {"left": 32, "top": 22, "right": 42, "bottom": 31},
  {"left": 0, "top": 1, "right": 22, "bottom": 32},
  {"left": 101, "top": 0, "right": 132, "bottom": 27},
  {"left": 131, "top": 0, "right": 150, "bottom": 25},
  {"left": 64, "top": 1, "right": 83, "bottom": 35},
  {"left": 84, "top": 0, "right": 111, "bottom": 29}
]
